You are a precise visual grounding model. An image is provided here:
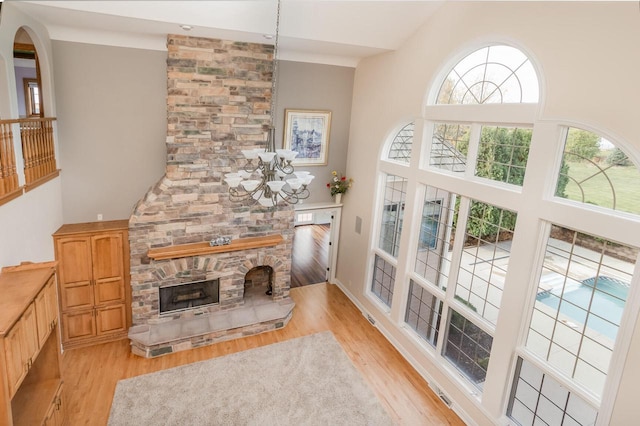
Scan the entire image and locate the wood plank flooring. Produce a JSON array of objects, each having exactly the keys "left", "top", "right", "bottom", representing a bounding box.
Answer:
[
  {"left": 291, "top": 224, "right": 330, "bottom": 287},
  {"left": 61, "top": 283, "right": 464, "bottom": 425}
]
